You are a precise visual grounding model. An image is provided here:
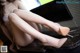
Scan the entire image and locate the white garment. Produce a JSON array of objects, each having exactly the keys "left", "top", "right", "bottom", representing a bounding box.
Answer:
[{"left": 21, "top": 0, "right": 41, "bottom": 11}]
